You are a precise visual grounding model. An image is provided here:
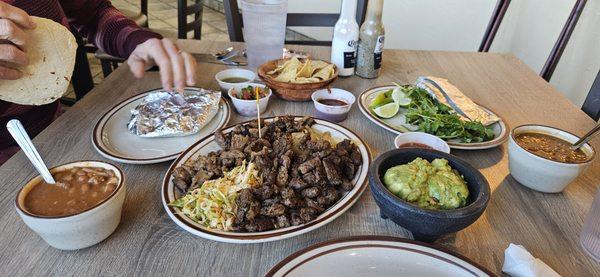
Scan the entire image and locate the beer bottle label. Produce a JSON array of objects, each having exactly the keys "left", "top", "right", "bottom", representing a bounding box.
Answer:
[
  {"left": 373, "top": 35, "right": 385, "bottom": 70},
  {"left": 344, "top": 51, "right": 356, "bottom": 68}
]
